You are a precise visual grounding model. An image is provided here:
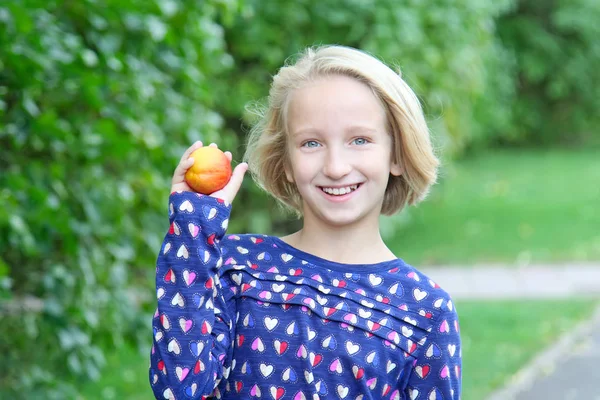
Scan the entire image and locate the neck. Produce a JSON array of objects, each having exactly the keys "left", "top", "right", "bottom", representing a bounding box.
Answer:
[{"left": 282, "top": 216, "right": 396, "bottom": 265}]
